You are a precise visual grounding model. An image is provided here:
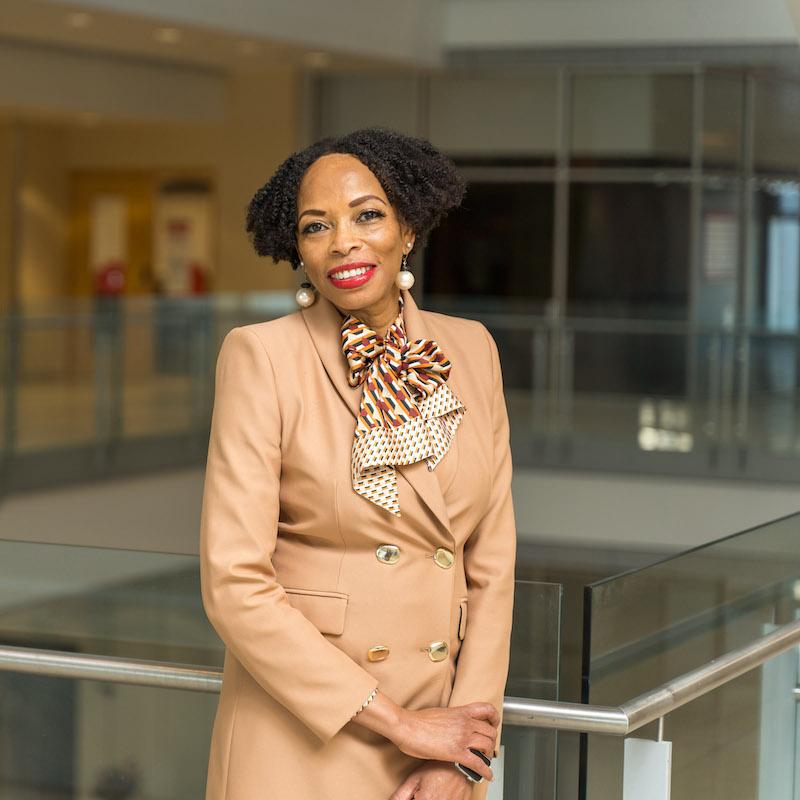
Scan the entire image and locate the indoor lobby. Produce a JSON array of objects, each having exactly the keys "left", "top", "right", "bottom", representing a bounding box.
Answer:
[{"left": 1, "top": 1, "right": 799, "bottom": 798}]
